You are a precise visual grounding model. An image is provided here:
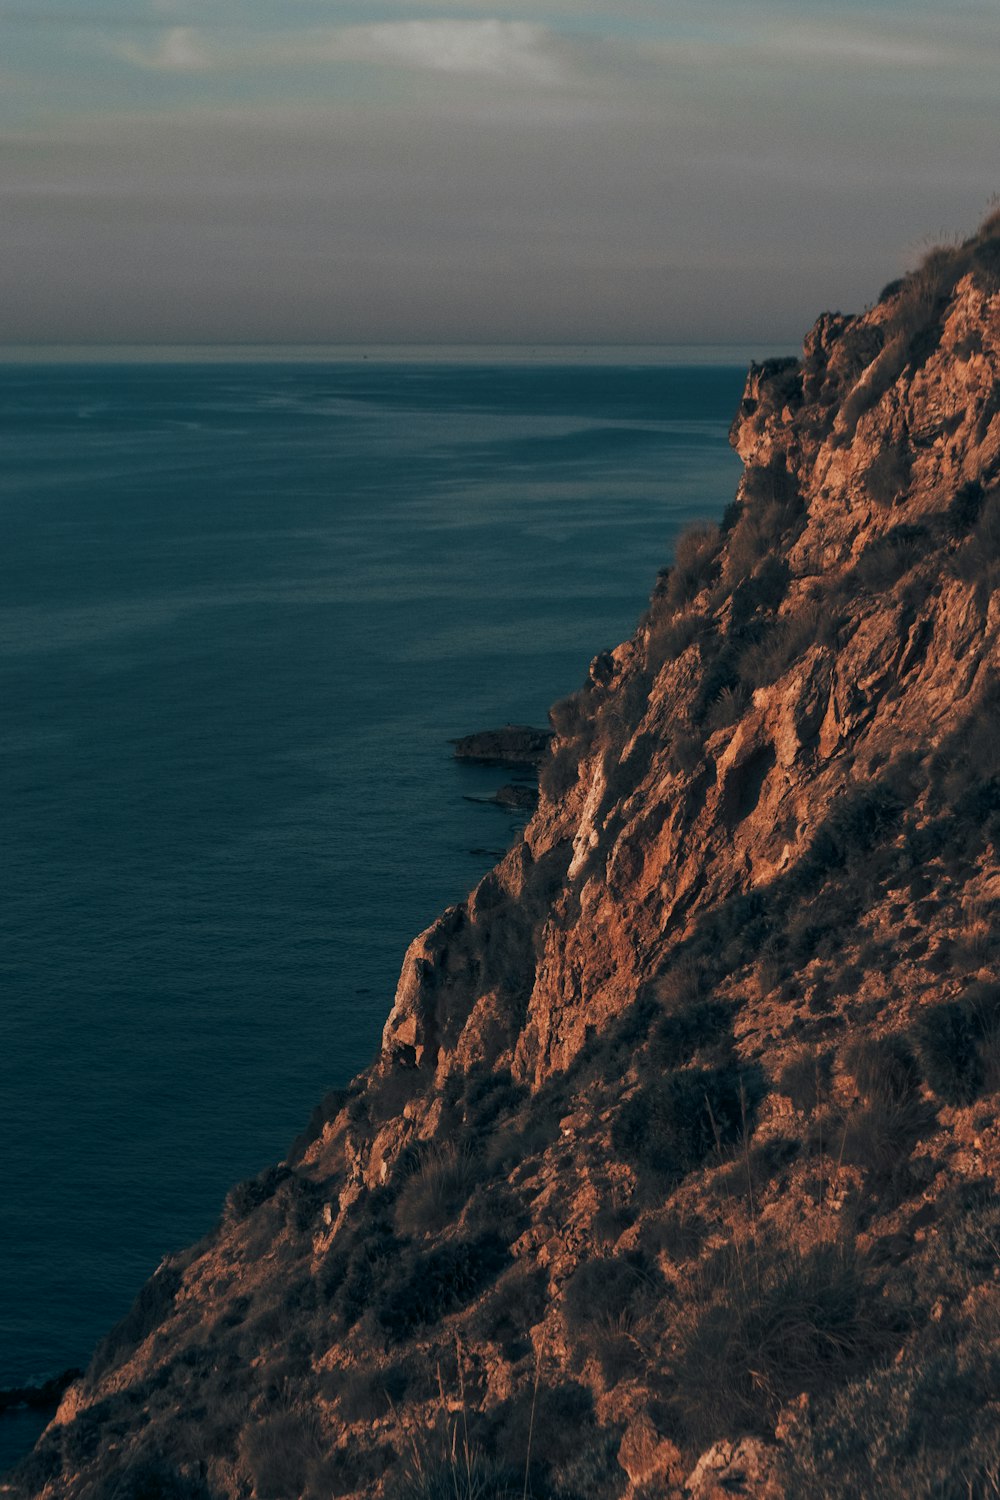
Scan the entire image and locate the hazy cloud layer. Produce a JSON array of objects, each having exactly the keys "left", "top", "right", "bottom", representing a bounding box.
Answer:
[
  {"left": 114, "top": 20, "right": 571, "bottom": 82},
  {"left": 1, "top": 0, "right": 998, "bottom": 343}
]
